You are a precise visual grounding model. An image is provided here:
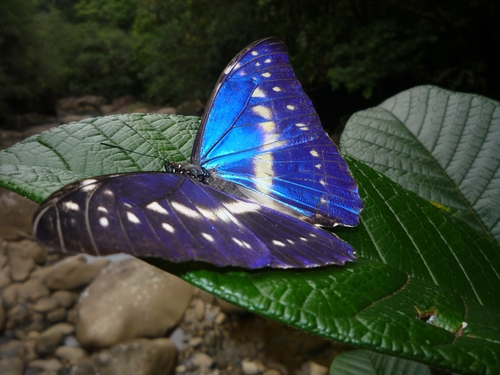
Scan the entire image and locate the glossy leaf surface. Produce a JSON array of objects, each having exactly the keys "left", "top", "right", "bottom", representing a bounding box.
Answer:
[
  {"left": 342, "top": 85, "right": 500, "bottom": 243},
  {"left": 1, "top": 113, "right": 499, "bottom": 374}
]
